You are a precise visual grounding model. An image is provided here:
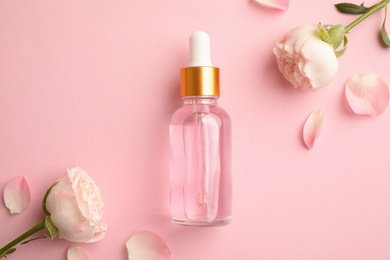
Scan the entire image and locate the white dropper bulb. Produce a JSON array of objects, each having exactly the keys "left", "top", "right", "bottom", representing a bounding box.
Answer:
[{"left": 189, "top": 31, "right": 213, "bottom": 67}]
